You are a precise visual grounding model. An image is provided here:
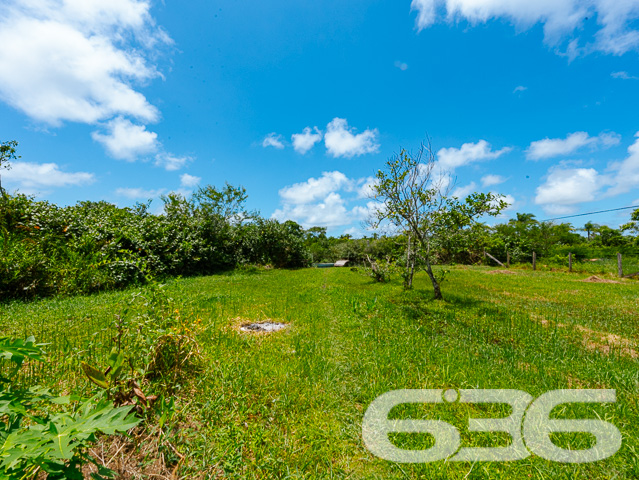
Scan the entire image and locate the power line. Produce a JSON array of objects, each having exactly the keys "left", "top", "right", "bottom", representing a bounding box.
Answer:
[{"left": 542, "top": 205, "right": 639, "bottom": 223}]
